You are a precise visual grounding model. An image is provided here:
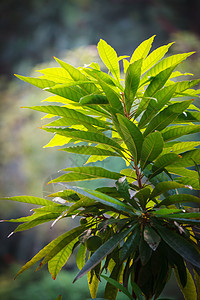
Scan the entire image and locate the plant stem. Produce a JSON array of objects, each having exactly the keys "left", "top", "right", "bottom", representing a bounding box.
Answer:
[{"left": 136, "top": 166, "right": 143, "bottom": 189}]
